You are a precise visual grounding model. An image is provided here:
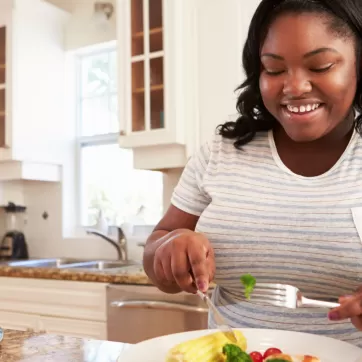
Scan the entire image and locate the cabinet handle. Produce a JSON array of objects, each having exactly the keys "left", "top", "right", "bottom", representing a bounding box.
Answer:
[
  {"left": 110, "top": 300, "right": 208, "bottom": 313},
  {"left": 119, "top": 130, "right": 126, "bottom": 136}
]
